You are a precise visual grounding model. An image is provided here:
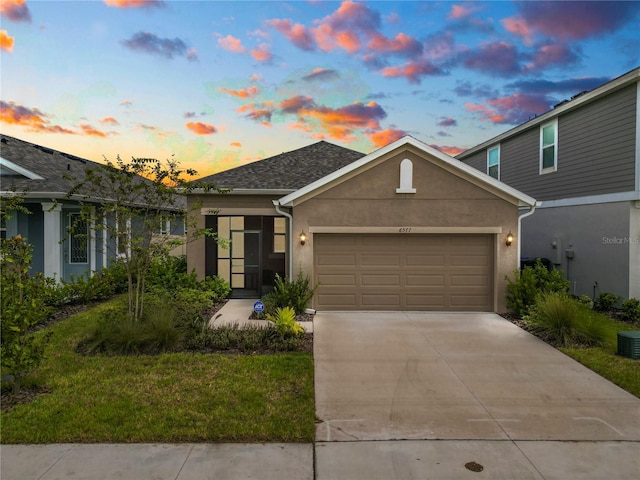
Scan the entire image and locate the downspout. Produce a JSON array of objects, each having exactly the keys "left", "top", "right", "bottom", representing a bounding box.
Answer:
[
  {"left": 517, "top": 201, "right": 540, "bottom": 268},
  {"left": 273, "top": 200, "right": 294, "bottom": 280}
]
